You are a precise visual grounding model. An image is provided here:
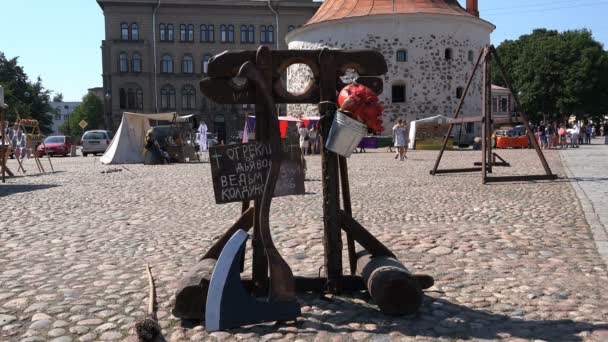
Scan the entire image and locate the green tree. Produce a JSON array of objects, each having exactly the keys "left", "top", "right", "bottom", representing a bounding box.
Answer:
[
  {"left": 492, "top": 29, "right": 608, "bottom": 123},
  {"left": 0, "top": 51, "right": 54, "bottom": 133},
  {"left": 52, "top": 93, "right": 63, "bottom": 102},
  {"left": 60, "top": 93, "right": 104, "bottom": 138}
]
